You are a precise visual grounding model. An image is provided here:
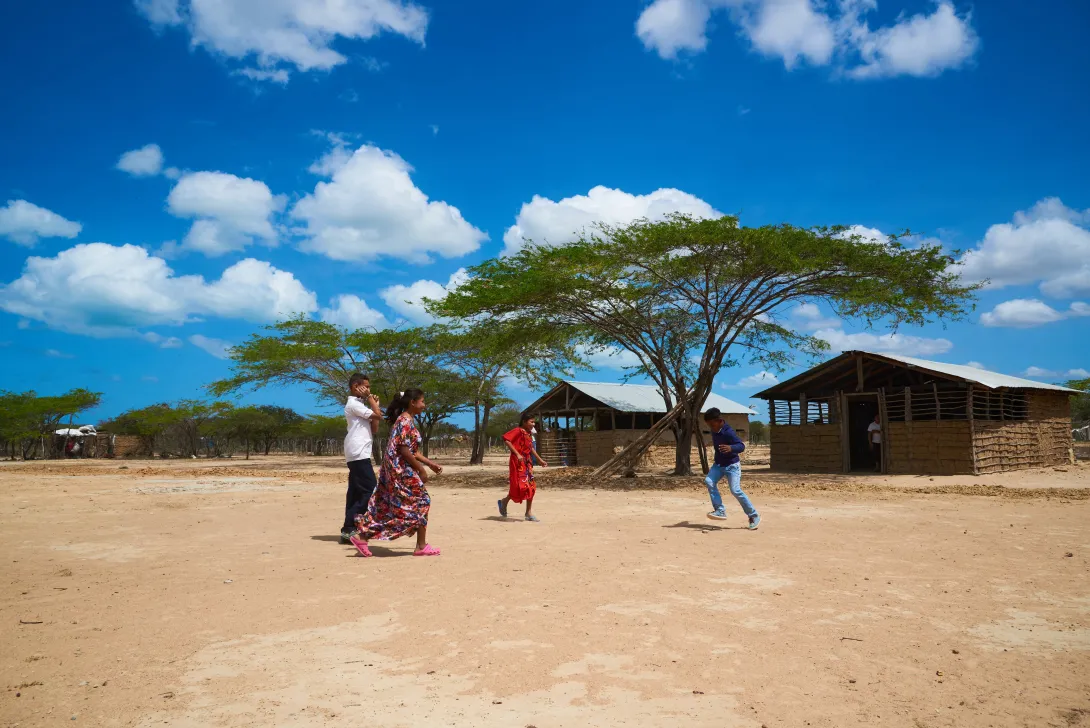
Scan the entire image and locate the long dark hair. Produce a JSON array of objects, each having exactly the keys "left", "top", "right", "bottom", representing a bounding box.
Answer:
[{"left": 385, "top": 388, "right": 425, "bottom": 424}]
